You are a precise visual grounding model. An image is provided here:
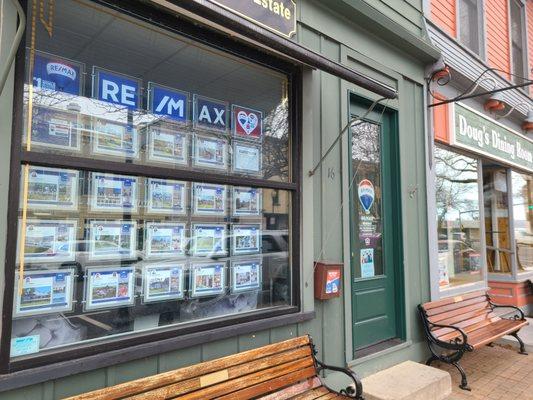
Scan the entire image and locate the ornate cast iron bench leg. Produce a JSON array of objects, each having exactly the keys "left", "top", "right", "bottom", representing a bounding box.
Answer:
[
  {"left": 452, "top": 361, "right": 470, "bottom": 391},
  {"left": 510, "top": 332, "right": 528, "bottom": 355}
]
